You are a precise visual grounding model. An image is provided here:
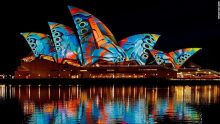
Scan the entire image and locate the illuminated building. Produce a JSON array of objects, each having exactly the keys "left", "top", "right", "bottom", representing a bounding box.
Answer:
[{"left": 15, "top": 5, "right": 219, "bottom": 79}]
